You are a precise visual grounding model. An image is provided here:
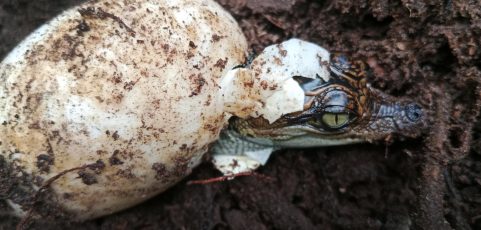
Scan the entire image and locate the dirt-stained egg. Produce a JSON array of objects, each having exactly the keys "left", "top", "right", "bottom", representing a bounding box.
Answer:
[{"left": 0, "top": 0, "right": 248, "bottom": 220}]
